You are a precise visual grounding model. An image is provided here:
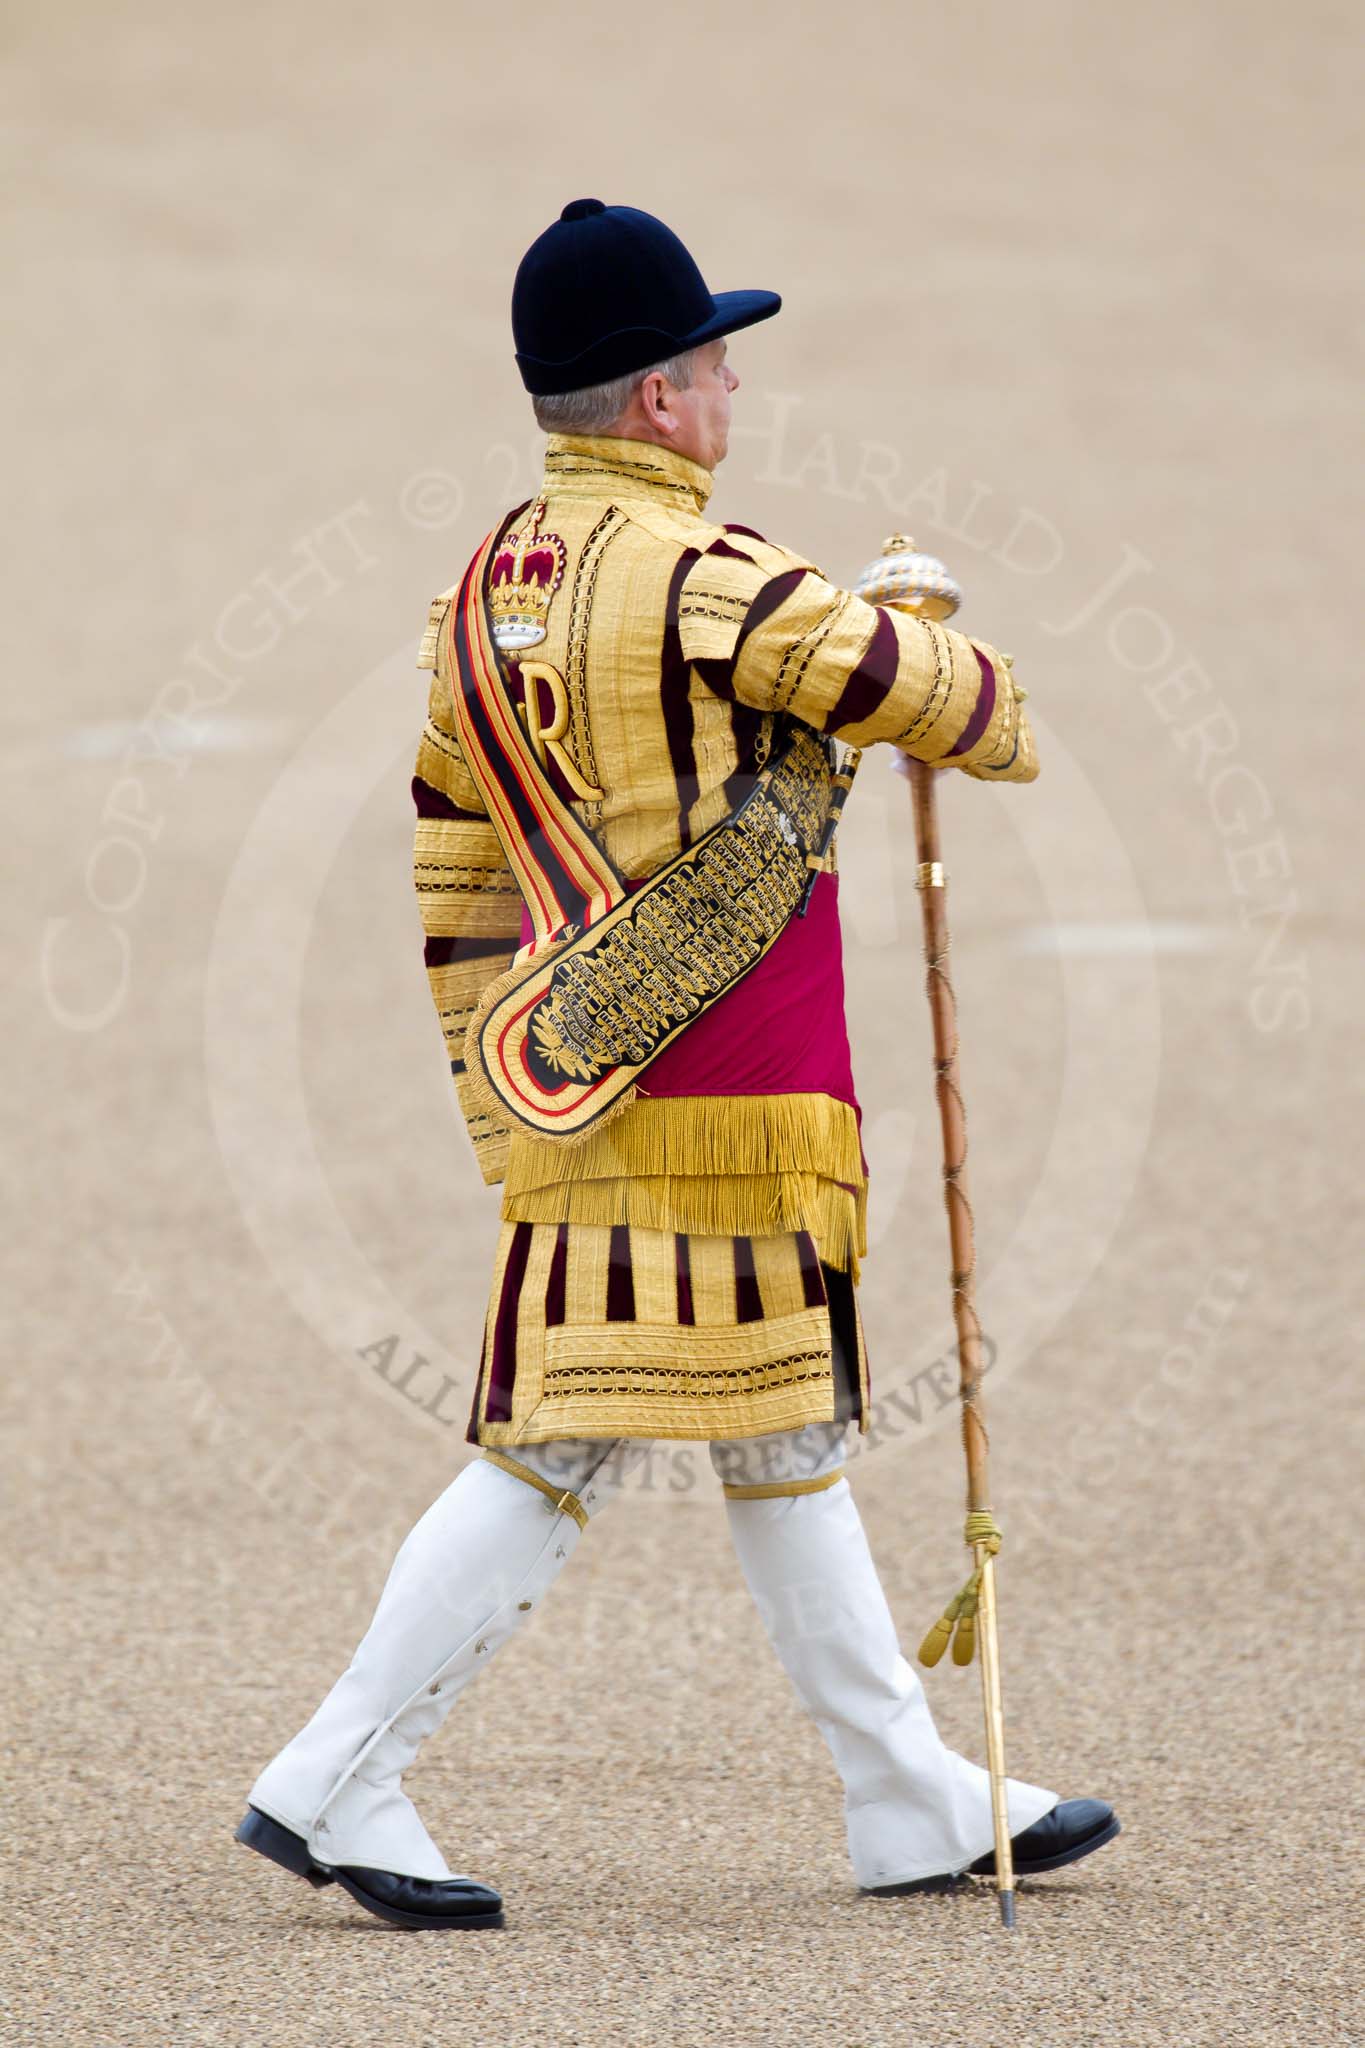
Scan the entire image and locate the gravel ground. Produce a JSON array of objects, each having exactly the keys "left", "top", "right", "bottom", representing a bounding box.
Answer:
[{"left": 5, "top": 3, "right": 1361, "bottom": 2044}]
